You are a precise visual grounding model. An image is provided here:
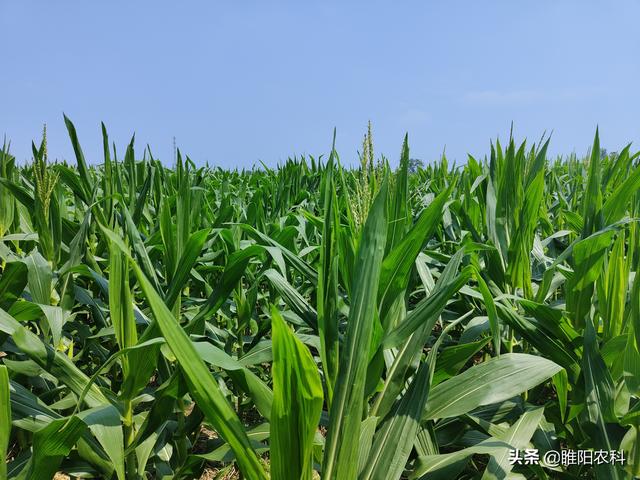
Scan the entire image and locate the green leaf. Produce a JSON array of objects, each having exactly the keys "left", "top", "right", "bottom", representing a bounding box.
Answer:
[
  {"left": 165, "top": 228, "right": 209, "bottom": 310},
  {"left": 119, "top": 204, "right": 162, "bottom": 293},
  {"left": 357, "top": 417, "right": 378, "bottom": 476},
  {"left": 411, "top": 438, "right": 511, "bottom": 479},
  {"left": 383, "top": 266, "right": 472, "bottom": 350},
  {"left": 264, "top": 269, "right": 317, "bottom": 330},
  {"left": 63, "top": 114, "right": 93, "bottom": 197},
  {"left": 36, "top": 304, "right": 66, "bottom": 347},
  {"left": 474, "top": 273, "right": 501, "bottom": 355},
  {"left": 0, "top": 261, "right": 28, "bottom": 310},
  {"left": 0, "top": 366, "right": 10, "bottom": 480},
  {"left": 318, "top": 144, "right": 340, "bottom": 405},
  {"left": 323, "top": 180, "right": 388, "bottom": 480},
  {"left": 195, "top": 423, "right": 270, "bottom": 463},
  {"left": 582, "top": 317, "right": 622, "bottom": 479},
  {"left": 361, "top": 360, "right": 432, "bottom": 480},
  {"left": 371, "top": 249, "right": 468, "bottom": 420},
  {"left": 8, "top": 383, "right": 115, "bottom": 477},
  {"left": 127, "top": 258, "right": 268, "bottom": 479},
  {"left": 270, "top": 306, "right": 323, "bottom": 480},
  {"left": 109, "top": 243, "right": 137, "bottom": 354},
  {"left": 498, "top": 303, "right": 581, "bottom": 380},
  {"left": 23, "top": 252, "right": 52, "bottom": 306},
  {"left": 187, "top": 245, "right": 263, "bottom": 331},
  {"left": 15, "top": 416, "right": 87, "bottom": 480},
  {"left": 603, "top": 162, "right": 640, "bottom": 225},
  {"left": 361, "top": 314, "right": 460, "bottom": 480},
  {"left": 242, "top": 224, "right": 318, "bottom": 283},
  {"left": 581, "top": 128, "right": 603, "bottom": 237},
  {"left": 481, "top": 407, "right": 545, "bottom": 480},
  {"left": 602, "top": 233, "right": 626, "bottom": 339},
  {"left": 78, "top": 404, "right": 126, "bottom": 480},
  {"left": 566, "top": 228, "right": 616, "bottom": 327},
  {"left": 432, "top": 338, "right": 490, "bottom": 386},
  {"left": 192, "top": 341, "right": 273, "bottom": 420},
  {"left": 423, "top": 353, "right": 562, "bottom": 420},
  {"left": 0, "top": 308, "right": 108, "bottom": 408},
  {"left": 378, "top": 186, "right": 452, "bottom": 329},
  {"left": 386, "top": 135, "right": 410, "bottom": 253}
]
